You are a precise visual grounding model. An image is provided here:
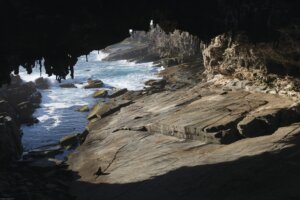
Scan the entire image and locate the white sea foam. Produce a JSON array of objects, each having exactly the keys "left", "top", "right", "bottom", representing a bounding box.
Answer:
[
  {"left": 95, "top": 51, "right": 109, "bottom": 61},
  {"left": 37, "top": 115, "right": 50, "bottom": 123},
  {"left": 19, "top": 50, "right": 162, "bottom": 150}
]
